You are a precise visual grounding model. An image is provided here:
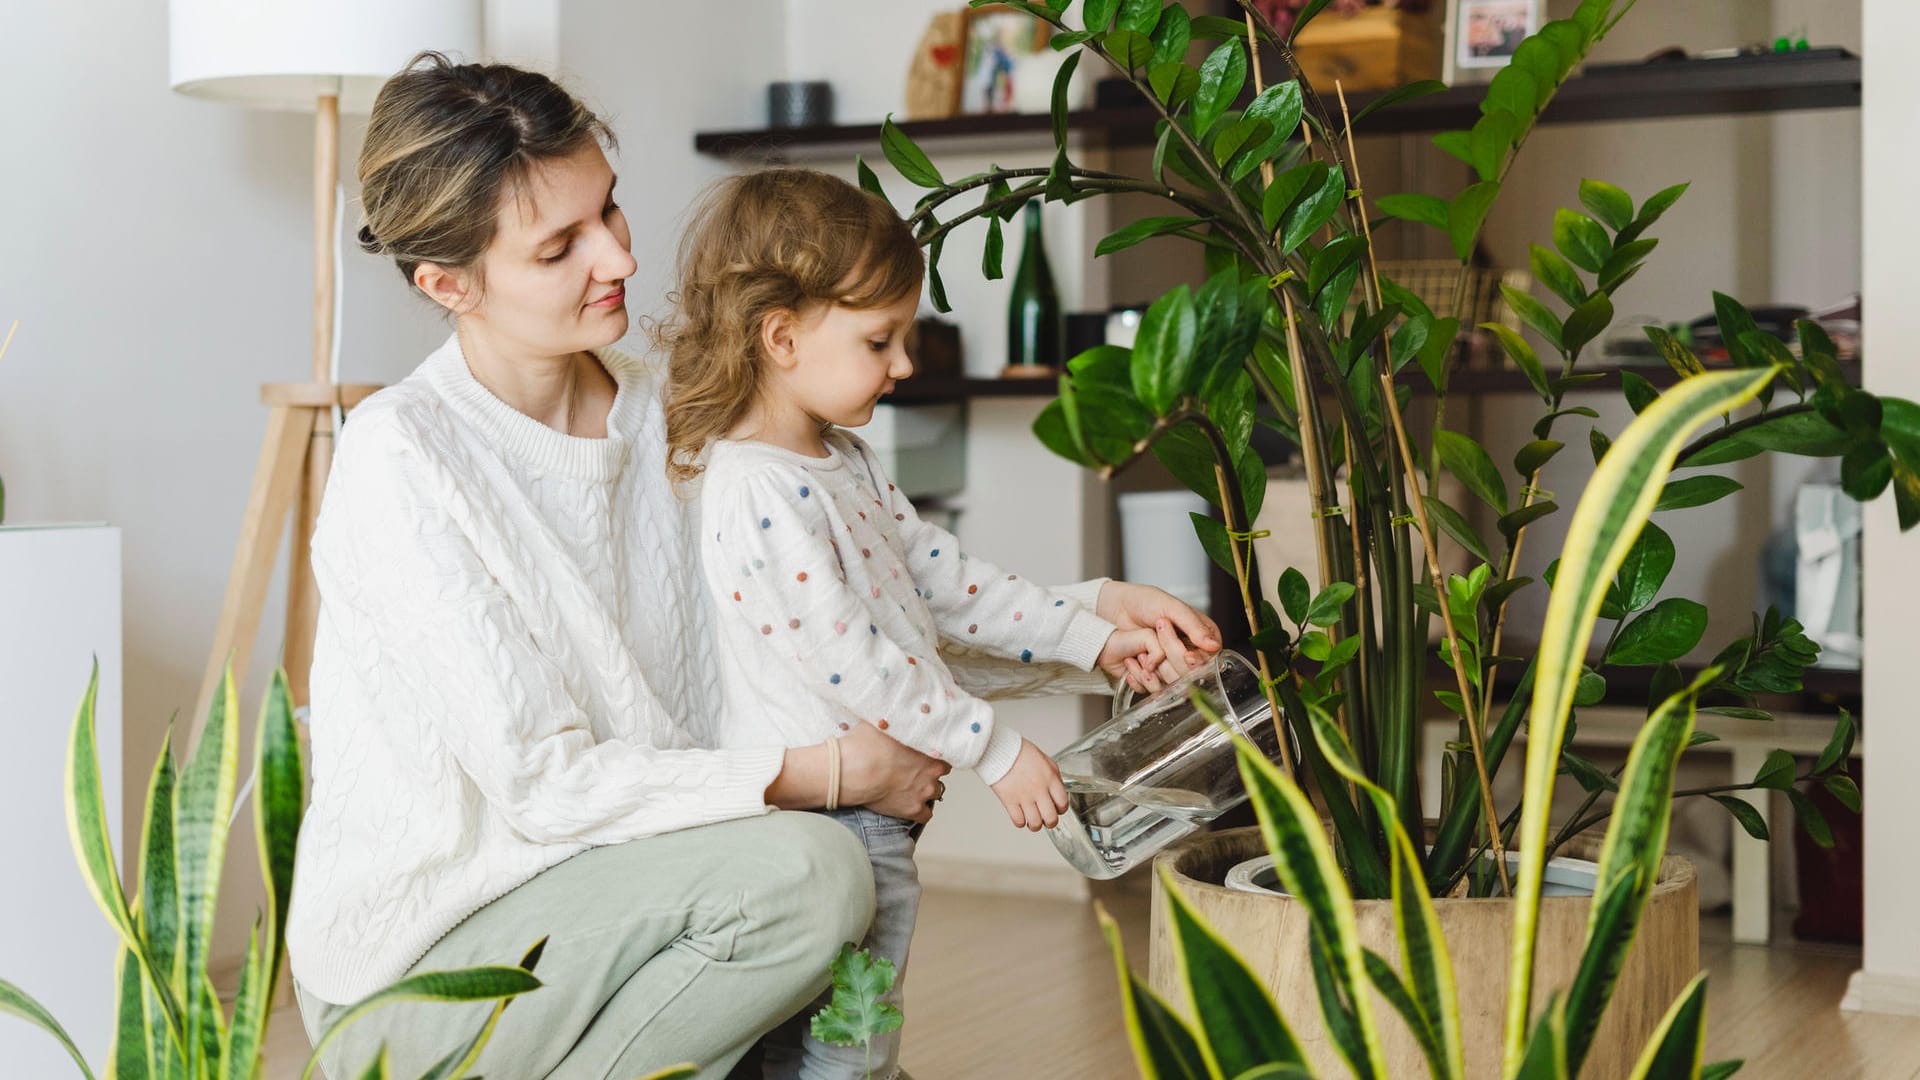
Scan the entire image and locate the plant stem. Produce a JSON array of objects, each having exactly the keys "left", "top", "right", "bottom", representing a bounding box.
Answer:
[
  {"left": 1673, "top": 401, "right": 1817, "bottom": 464},
  {"left": 1381, "top": 371, "right": 1511, "bottom": 895}
]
